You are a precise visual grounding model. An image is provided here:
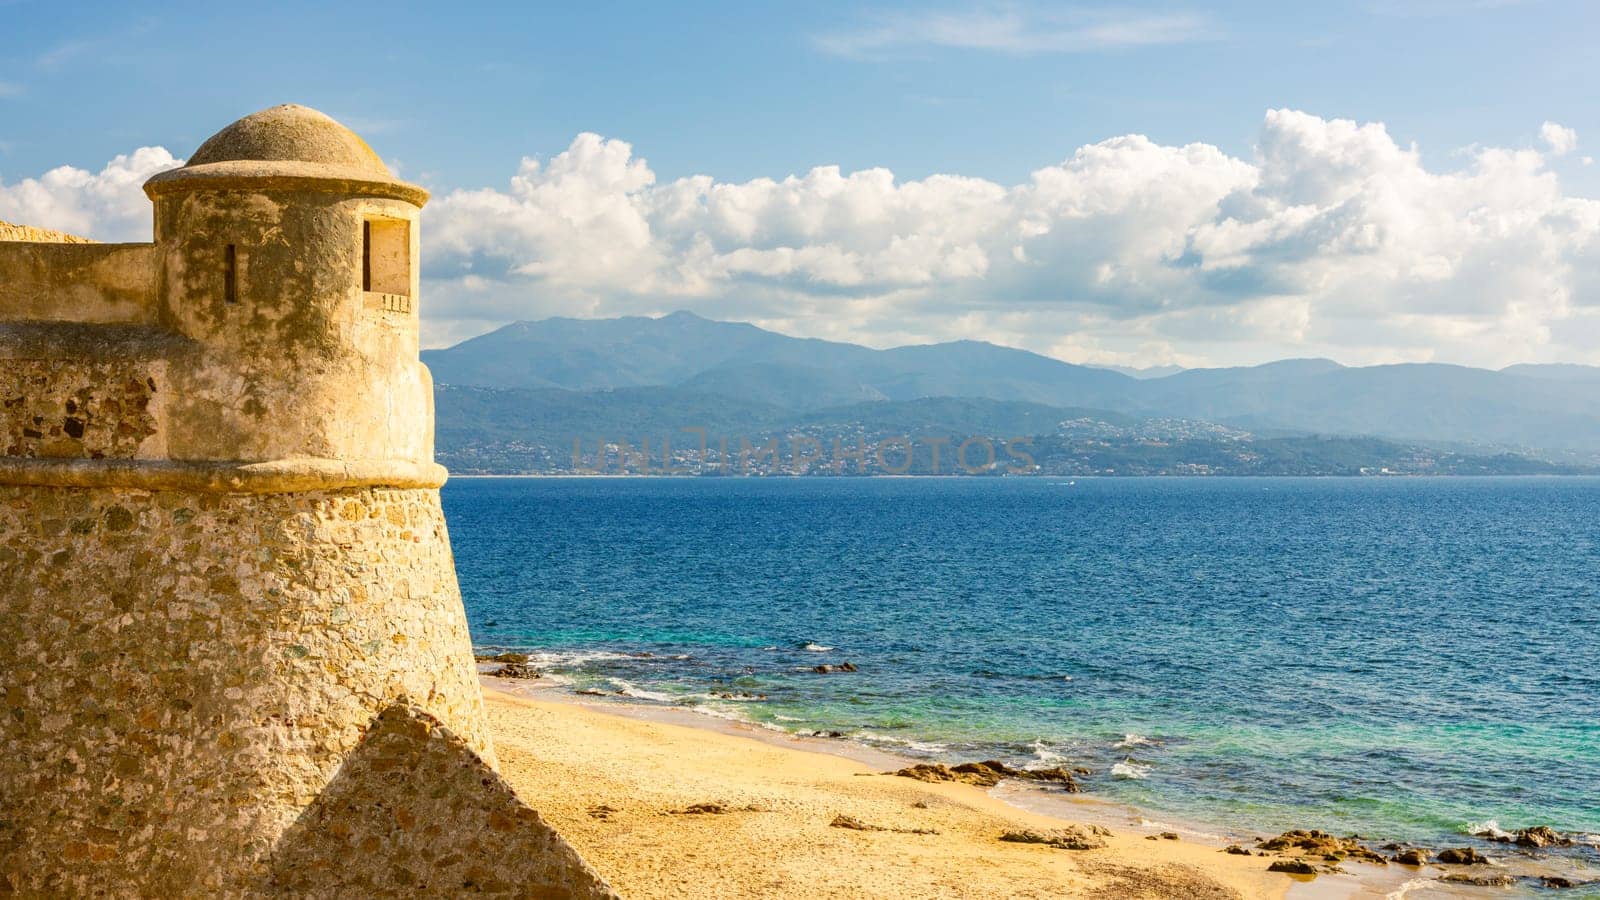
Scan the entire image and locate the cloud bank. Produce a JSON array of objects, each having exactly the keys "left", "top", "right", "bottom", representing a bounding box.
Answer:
[
  {"left": 0, "top": 147, "right": 178, "bottom": 242},
  {"left": 5, "top": 112, "right": 1598, "bottom": 368},
  {"left": 422, "top": 110, "right": 1600, "bottom": 367}
]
